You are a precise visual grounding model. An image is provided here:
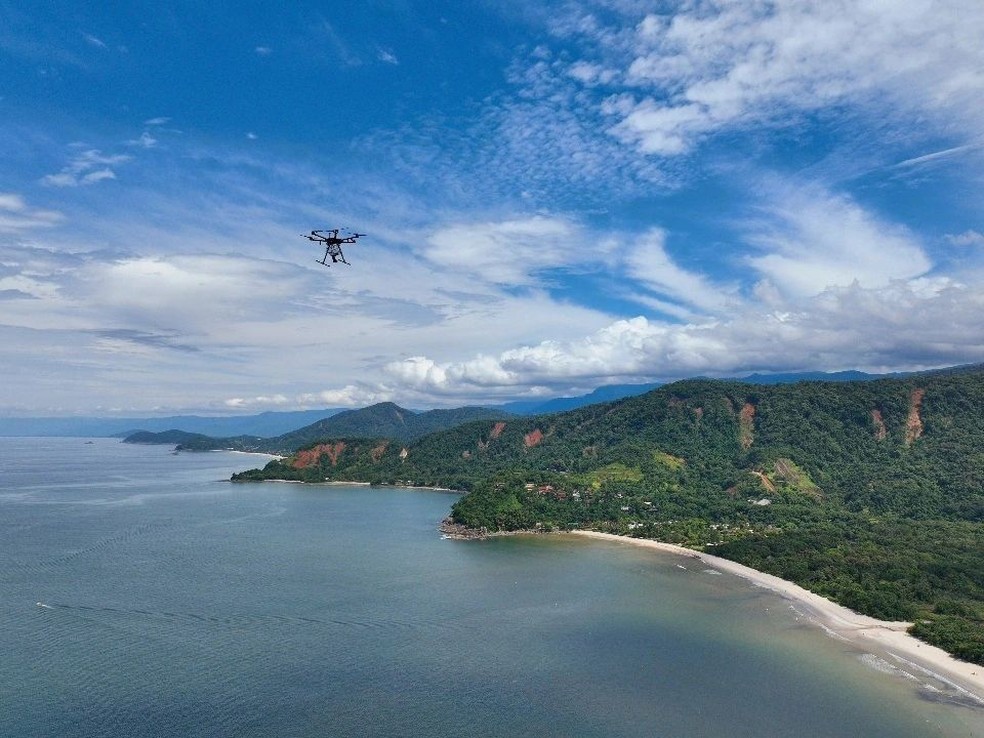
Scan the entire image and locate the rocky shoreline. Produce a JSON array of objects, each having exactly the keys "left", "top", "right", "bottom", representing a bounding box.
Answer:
[{"left": 438, "top": 517, "right": 543, "bottom": 540}]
